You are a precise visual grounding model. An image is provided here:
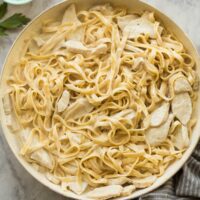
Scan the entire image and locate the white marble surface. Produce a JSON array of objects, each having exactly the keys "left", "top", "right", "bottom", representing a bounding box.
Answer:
[{"left": 0, "top": 0, "right": 199, "bottom": 200}]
